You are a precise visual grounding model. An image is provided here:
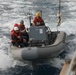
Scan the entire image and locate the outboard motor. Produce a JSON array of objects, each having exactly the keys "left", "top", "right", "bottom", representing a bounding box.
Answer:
[{"left": 28, "top": 26, "right": 49, "bottom": 46}]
